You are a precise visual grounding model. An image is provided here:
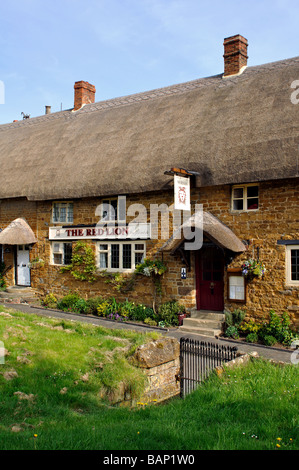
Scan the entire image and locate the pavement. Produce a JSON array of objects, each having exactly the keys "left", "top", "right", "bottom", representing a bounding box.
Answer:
[{"left": 1, "top": 302, "right": 296, "bottom": 364}]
